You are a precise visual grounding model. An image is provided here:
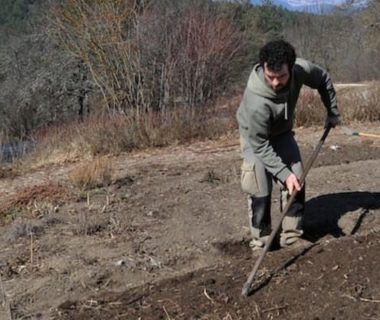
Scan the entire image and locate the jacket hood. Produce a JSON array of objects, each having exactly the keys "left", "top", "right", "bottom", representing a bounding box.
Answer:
[{"left": 247, "top": 64, "right": 291, "bottom": 101}]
